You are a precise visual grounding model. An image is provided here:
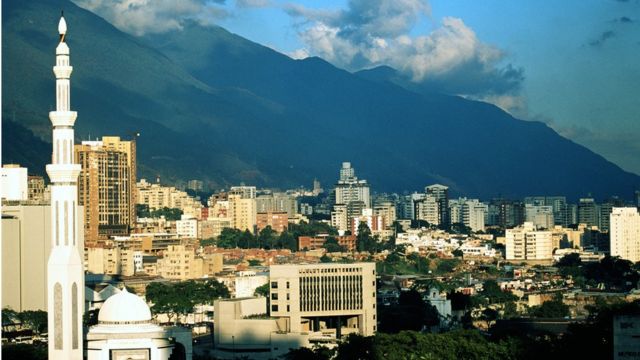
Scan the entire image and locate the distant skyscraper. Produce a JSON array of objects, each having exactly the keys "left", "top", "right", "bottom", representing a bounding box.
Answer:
[
  {"left": 46, "top": 16, "right": 84, "bottom": 359},
  {"left": 610, "top": 207, "right": 640, "bottom": 263},
  {"left": 599, "top": 197, "right": 625, "bottom": 232},
  {"left": 75, "top": 136, "right": 136, "bottom": 242},
  {"left": 426, "top": 184, "right": 449, "bottom": 226},
  {"left": 578, "top": 197, "right": 599, "bottom": 228},
  {"left": 312, "top": 178, "right": 323, "bottom": 196},
  {"left": 339, "top": 162, "right": 356, "bottom": 181},
  {"left": 335, "top": 162, "right": 370, "bottom": 207}
]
